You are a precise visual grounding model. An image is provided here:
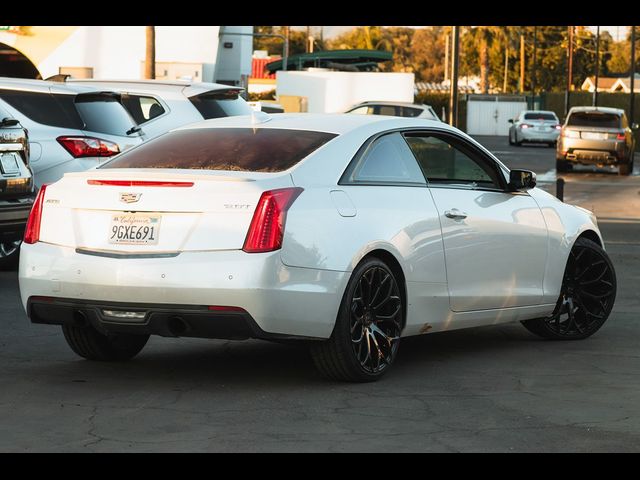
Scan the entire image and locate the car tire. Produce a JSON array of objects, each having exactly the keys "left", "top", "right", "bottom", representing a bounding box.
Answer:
[
  {"left": 619, "top": 162, "right": 632, "bottom": 176},
  {"left": 514, "top": 134, "right": 522, "bottom": 146},
  {"left": 62, "top": 323, "right": 149, "bottom": 361},
  {"left": 0, "top": 240, "right": 21, "bottom": 271},
  {"left": 522, "top": 237, "right": 616, "bottom": 340},
  {"left": 556, "top": 159, "right": 572, "bottom": 173},
  {"left": 309, "top": 257, "right": 404, "bottom": 382},
  {"left": 508, "top": 131, "right": 515, "bottom": 145}
]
